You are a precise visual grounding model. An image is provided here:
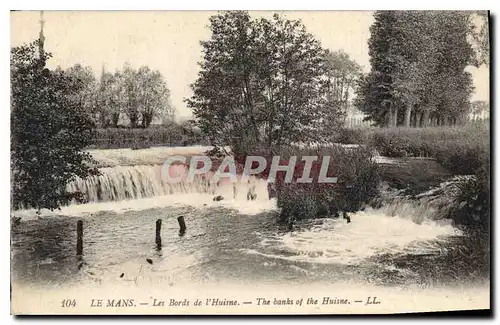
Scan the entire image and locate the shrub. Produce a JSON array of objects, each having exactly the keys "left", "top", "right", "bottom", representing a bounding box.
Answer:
[
  {"left": 333, "top": 127, "right": 371, "bottom": 145},
  {"left": 433, "top": 142, "right": 489, "bottom": 176},
  {"left": 278, "top": 190, "right": 327, "bottom": 224},
  {"left": 447, "top": 162, "right": 490, "bottom": 230},
  {"left": 274, "top": 146, "right": 380, "bottom": 223}
]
